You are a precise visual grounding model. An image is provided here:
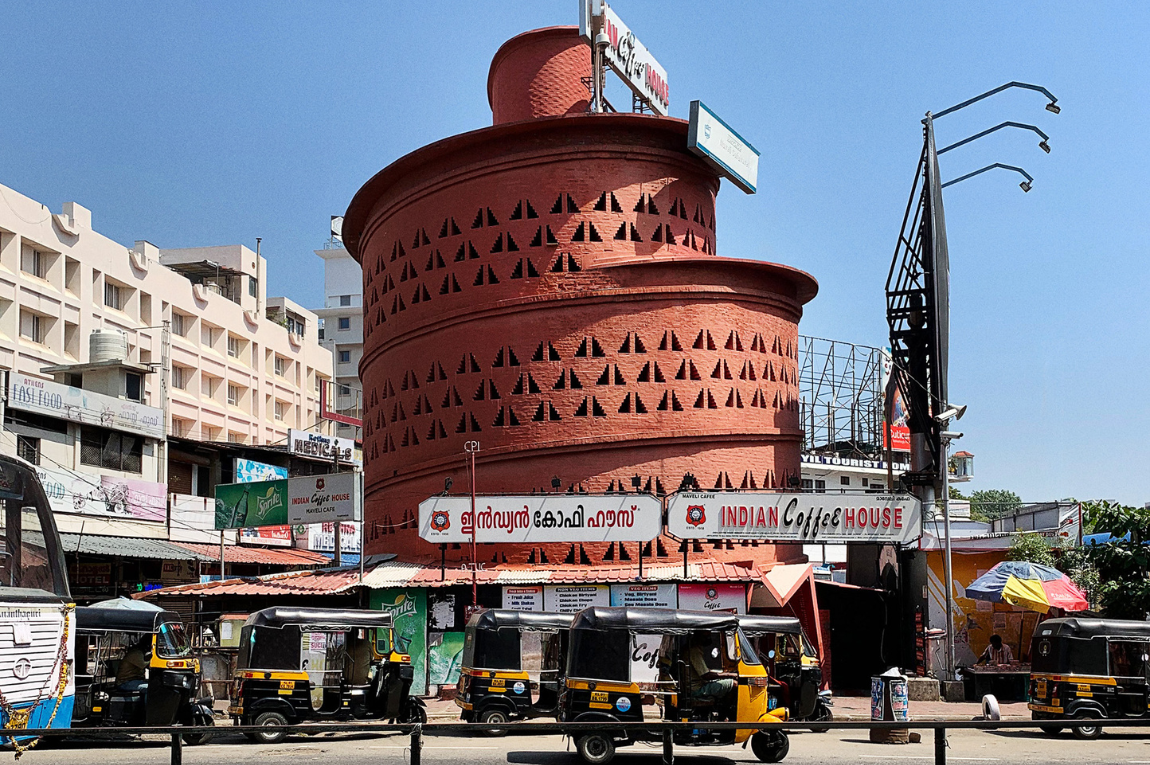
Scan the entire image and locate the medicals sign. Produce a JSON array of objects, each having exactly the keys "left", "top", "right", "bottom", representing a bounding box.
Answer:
[
  {"left": 688, "top": 100, "right": 760, "bottom": 194},
  {"left": 667, "top": 491, "right": 922, "bottom": 545},
  {"left": 418, "top": 494, "right": 661, "bottom": 544}
]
